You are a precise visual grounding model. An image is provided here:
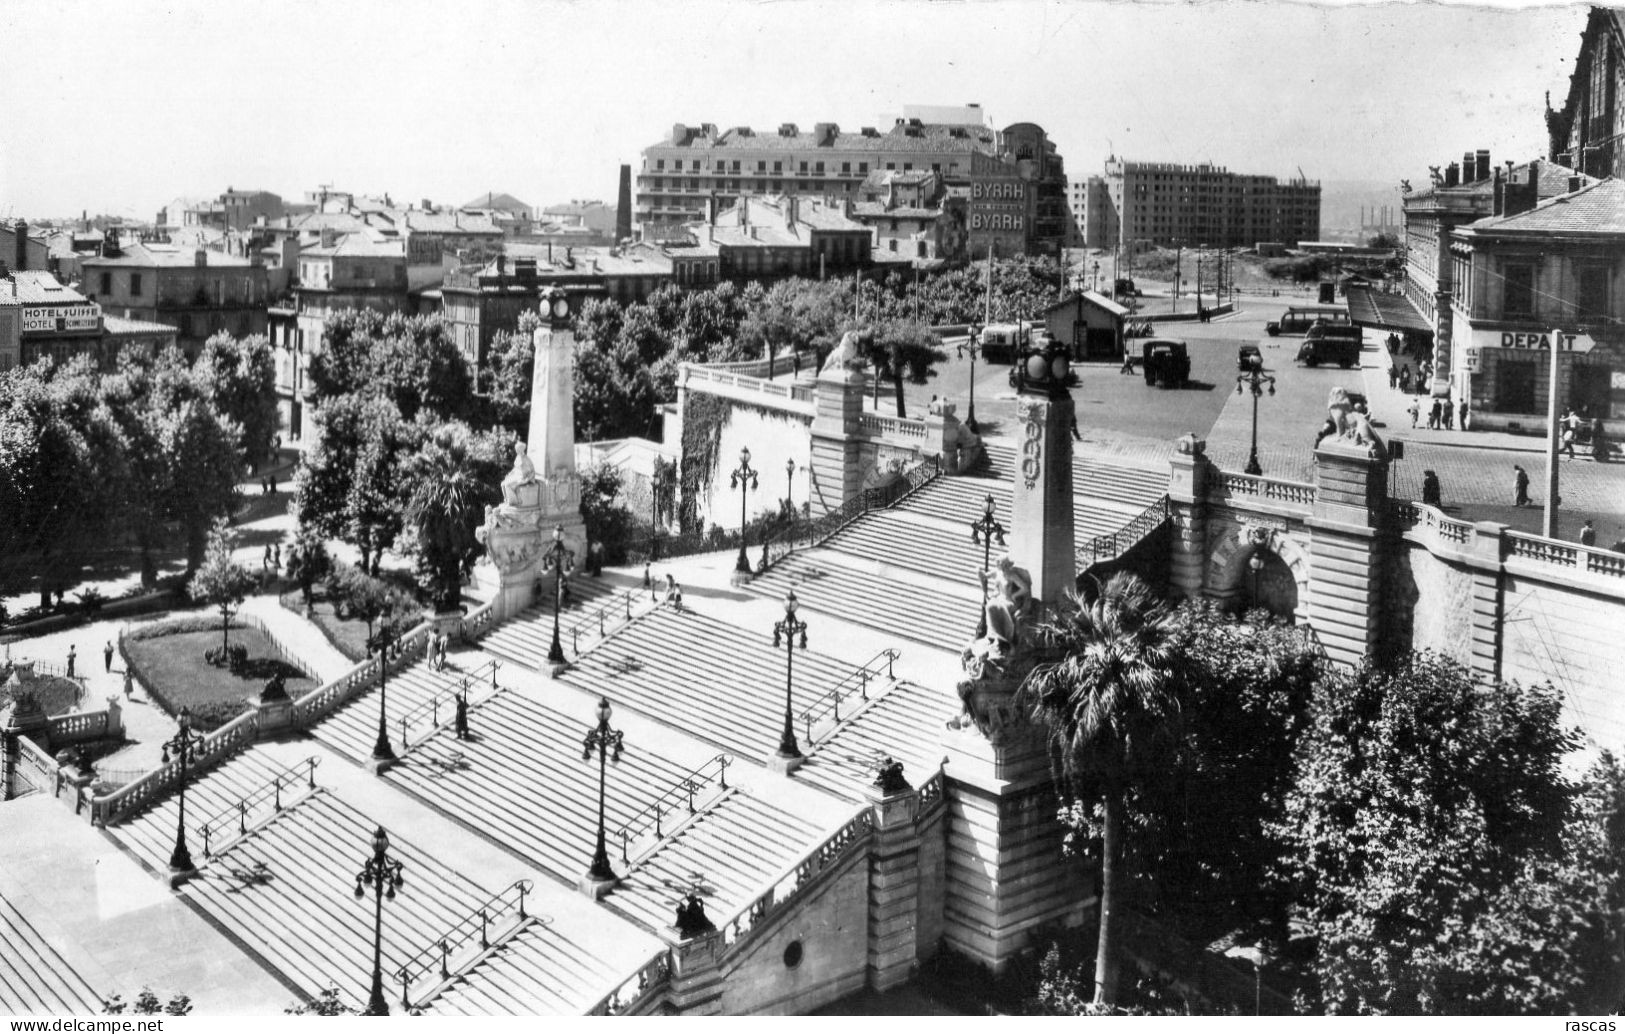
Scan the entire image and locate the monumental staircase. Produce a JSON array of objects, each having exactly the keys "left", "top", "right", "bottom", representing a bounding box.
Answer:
[{"left": 0, "top": 890, "right": 102, "bottom": 1014}]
